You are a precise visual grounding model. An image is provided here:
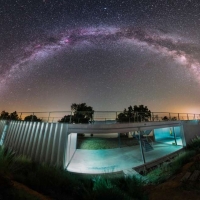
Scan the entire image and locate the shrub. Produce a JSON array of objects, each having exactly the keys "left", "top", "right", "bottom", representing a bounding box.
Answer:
[
  {"left": 188, "top": 135, "right": 200, "bottom": 152},
  {"left": 13, "top": 161, "right": 83, "bottom": 199},
  {"left": 90, "top": 176, "right": 131, "bottom": 200},
  {"left": 1, "top": 188, "right": 40, "bottom": 200},
  {"left": 112, "top": 176, "right": 147, "bottom": 199},
  {"left": 0, "top": 146, "right": 21, "bottom": 176},
  {"left": 146, "top": 150, "right": 195, "bottom": 184}
]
